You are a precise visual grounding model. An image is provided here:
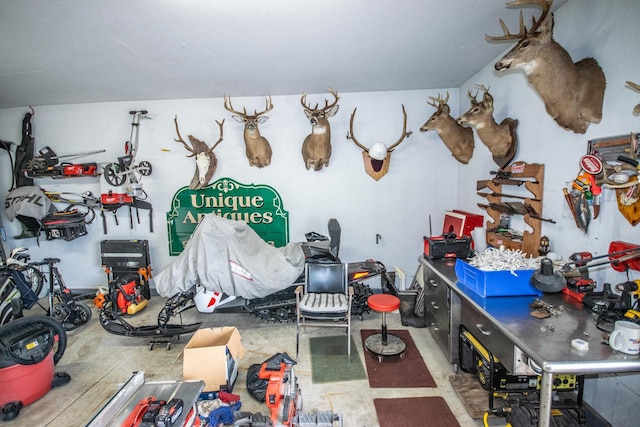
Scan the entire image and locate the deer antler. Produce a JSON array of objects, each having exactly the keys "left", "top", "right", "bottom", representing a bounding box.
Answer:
[
  {"left": 486, "top": 0, "right": 553, "bottom": 41},
  {"left": 627, "top": 81, "right": 640, "bottom": 114},
  {"left": 301, "top": 88, "right": 340, "bottom": 112},
  {"left": 207, "top": 119, "right": 225, "bottom": 154},
  {"left": 174, "top": 115, "right": 196, "bottom": 157},
  {"left": 254, "top": 95, "right": 274, "bottom": 117},
  {"left": 223, "top": 95, "right": 247, "bottom": 116},
  {"left": 468, "top": 89, "right": 480, "bottom": 105},
  {"left": 427, "top": 92, "right": 450, "bottom": 111},
  {"left": 346, "top": 108, "right": 369, "bottom": 151},
  {"left": 224, "top": 95, "right": 273, "bottom": 117},
  {"left": 627, "top": 81, "right": 640, "bottom": 91},
  {"left": 388, "top": 105, "right": 412, "bottom": 152},
  {"left": 475, "top": 84, "right": 491, "bottom": 94}
]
